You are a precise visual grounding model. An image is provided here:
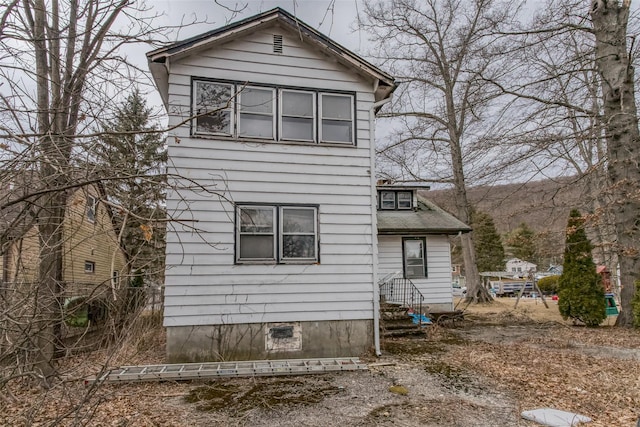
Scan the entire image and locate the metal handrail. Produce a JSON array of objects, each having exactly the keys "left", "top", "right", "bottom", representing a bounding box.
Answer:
[{"left": 379, "top": 277, "right": 424, "bottom": 324}]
